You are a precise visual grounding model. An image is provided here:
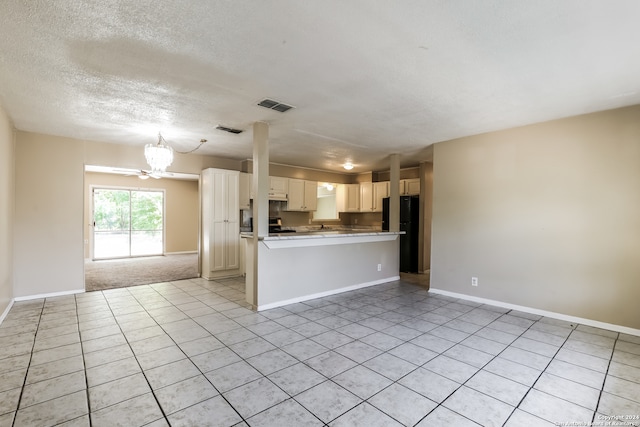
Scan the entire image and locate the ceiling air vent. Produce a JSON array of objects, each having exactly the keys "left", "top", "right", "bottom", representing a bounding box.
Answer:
[
  {"left": 258, "top": 98, "right": 295, "bottom": 113},
  {"left": 216, "top": 125, "right": 243, "bottom": 134}
]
